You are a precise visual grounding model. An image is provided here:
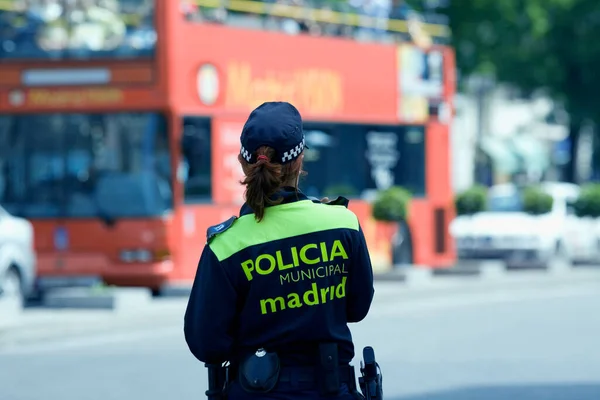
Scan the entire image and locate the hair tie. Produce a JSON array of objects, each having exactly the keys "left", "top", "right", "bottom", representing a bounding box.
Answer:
[{"left": 257, "top": 155, "right": 269, "bottom": 162}]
